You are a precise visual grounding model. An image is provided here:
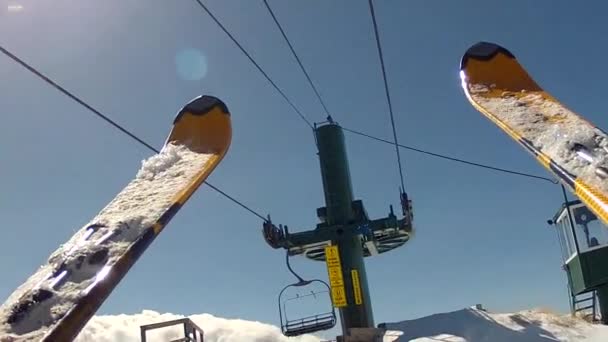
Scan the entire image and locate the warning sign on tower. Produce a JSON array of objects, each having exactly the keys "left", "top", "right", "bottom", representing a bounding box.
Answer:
[
  {"left": 351, "top": 269, "right": 363, "bottom": 305},
  {"left": 325, "top": 245, "right": 347, "bottom": 307}
]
